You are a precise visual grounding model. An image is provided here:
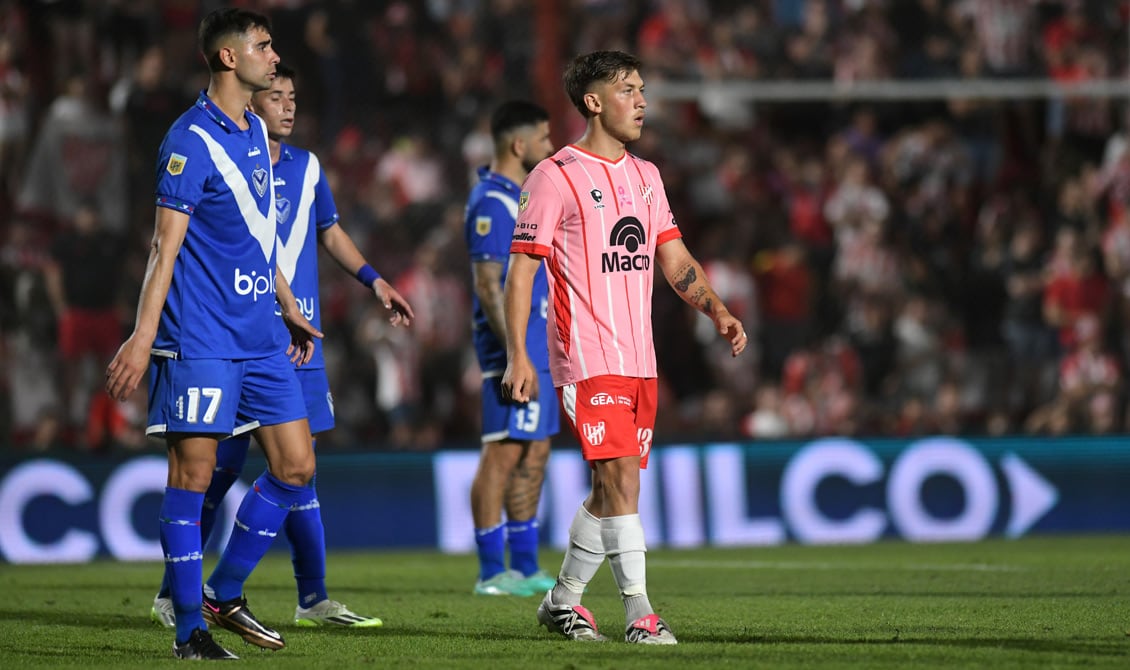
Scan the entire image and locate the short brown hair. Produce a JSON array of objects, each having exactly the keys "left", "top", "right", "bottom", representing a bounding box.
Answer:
[{"left": 563, "top": 51, "right": 642, "bottom": 117}]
